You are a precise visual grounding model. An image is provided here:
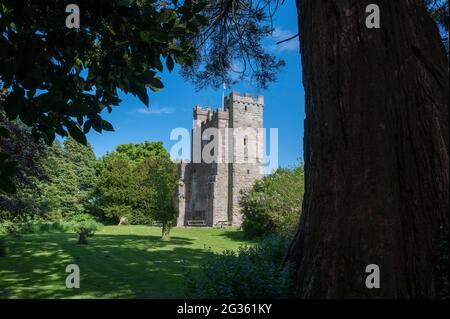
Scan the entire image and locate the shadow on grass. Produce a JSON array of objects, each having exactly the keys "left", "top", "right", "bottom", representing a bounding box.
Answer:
[
  {"left": 215, "top": 230, "right": 255, "bottom": 244},
  {"left": 0, "top": 233, "right": 211, "bottom": 299}
]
